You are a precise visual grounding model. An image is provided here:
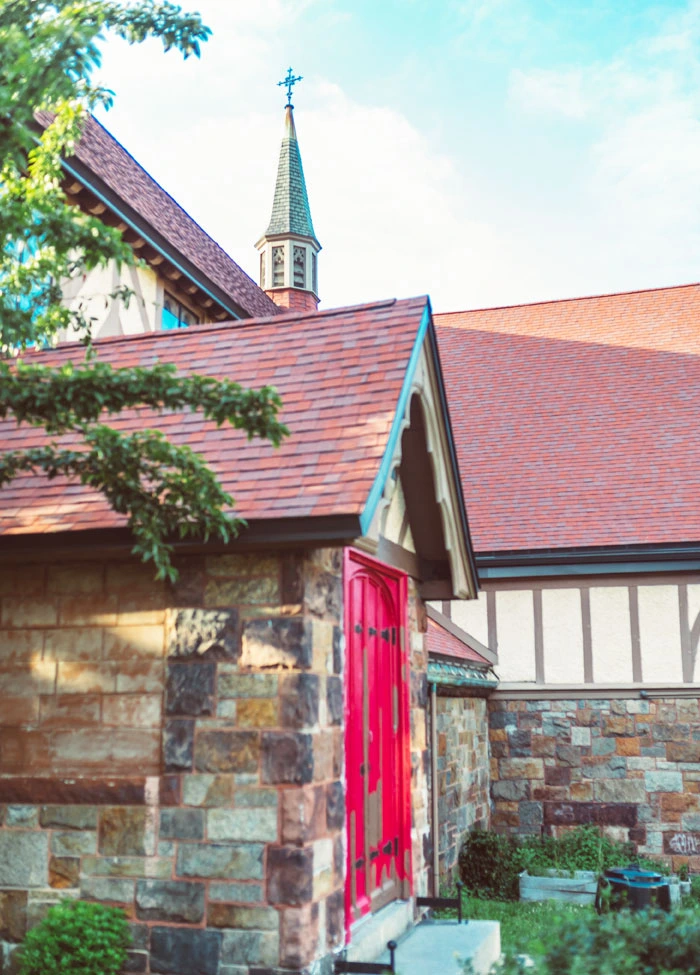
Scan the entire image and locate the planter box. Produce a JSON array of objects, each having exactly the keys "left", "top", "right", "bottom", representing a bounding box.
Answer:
[{"left": 519, "top": 870, "right": 598, "bottom": 905}]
